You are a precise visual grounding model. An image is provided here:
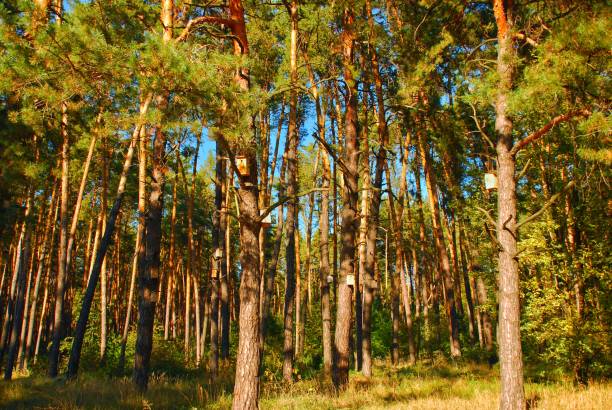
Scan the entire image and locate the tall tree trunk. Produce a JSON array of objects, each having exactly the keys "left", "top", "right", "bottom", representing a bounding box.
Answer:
[
  {"left": 413, "top": 158, "right": 431, "bottom": 346},
  {"left": 258, "top": 101, "right": 286, "bottom": 355},
  {"left": 493, "top": 1, "right": 525, "bottom": 408},
  {"left": 295, "top": 224, "right": 303, "bottom": 357},
  {"left": 220, "top": 166, "right": 231, "bottom": 359},
  {"left": 0, "top": 221, "right": 22, "bottom": 363},
  {"left": 48, "top": 79, "right": 70, "bottom": 377},
  {"left": 67, "top": 95, "right": 151, "bottom": 379},
  {"left": 333, "top": 5, "right": 359, "bottom": 390},
  {"left": 4, "top": 191, "right": 33, "bottom": 380},
  {"left": 282, "top": 0, "right": 299, "bottom": 383},
  {"left": 260, "top": 147, "right": 287, "bottom": 355},
  {"left": 227, "top": 2, "right": 262, "bottom": 408},
  {"left": 100, "top": 135, "right": 109, "bottom": 361},
  {"left": 133, "top": 117, "right": 167, "bottom": 389},
  {"left": 417, "top": 127, "right": 461, "bottom": 358},
  {"left": 307, "top": 63, "right": 333, "bottom": 377},
  {"left": 132, "top": 3, "right": 171, "bottom": 390},
  {"left": 385, "top": 163, "right": 416, "bottom": 365},
  {"left": 119, "top": 126, "right": 148, "bottom": 371},
  {"left": 22, "top": 182, "right": 57, "bottom": 368},
  {"left": 210, "top": 140, "right": 225, "bottom": 378},
  {"left": 164, "top": 169, "right": 177, "bottom": 341},
  {"left": 361, "top": 0, "right": 389, "bottom": 377},
  {"left": 459, "top": 222, "right": 476, "bottom": 341}
]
